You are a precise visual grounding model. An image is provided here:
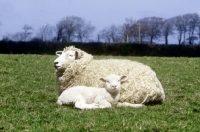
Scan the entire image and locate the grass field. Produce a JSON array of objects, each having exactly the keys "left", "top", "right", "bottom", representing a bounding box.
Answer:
[{"left": 0, "top": 54, "right": 200, "bottom": 132}]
